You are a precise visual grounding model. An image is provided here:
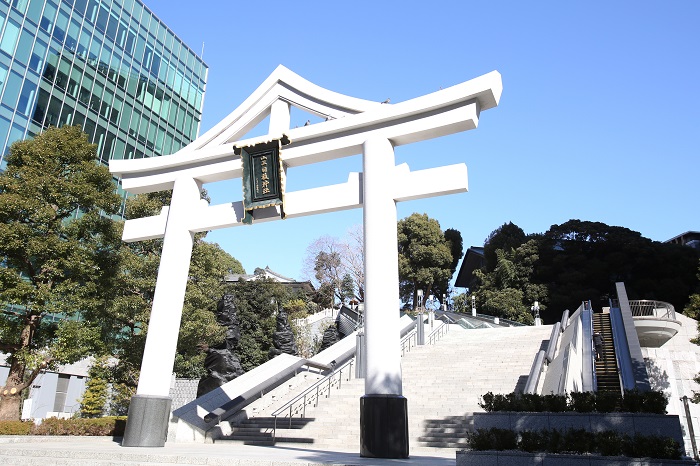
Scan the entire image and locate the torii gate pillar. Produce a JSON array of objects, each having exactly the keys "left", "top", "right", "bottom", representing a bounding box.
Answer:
[{"left": 361, "top": 137, "right": 408, "bottom": 457}]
